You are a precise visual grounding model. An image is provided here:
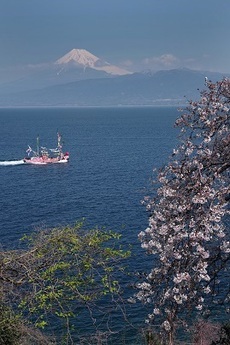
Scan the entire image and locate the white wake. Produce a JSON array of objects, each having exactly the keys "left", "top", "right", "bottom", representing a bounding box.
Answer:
[{"left": 0, "top": 160, "right": 25, "bottom": 166}]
